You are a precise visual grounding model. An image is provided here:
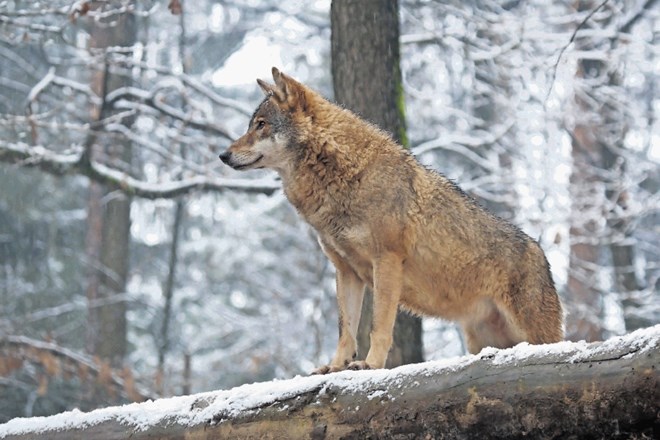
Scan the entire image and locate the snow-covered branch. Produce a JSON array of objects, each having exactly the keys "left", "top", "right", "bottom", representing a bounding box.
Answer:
[
  {"left": 411, "top": 122, "right": 514, "bottom": 171},
  {"left": 106, "top": 86, "right": 238, "bottom": 141},
  {"left": 0, "top": 141, "right": 279, "bottom": 199}
]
